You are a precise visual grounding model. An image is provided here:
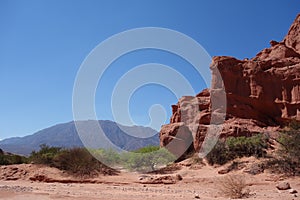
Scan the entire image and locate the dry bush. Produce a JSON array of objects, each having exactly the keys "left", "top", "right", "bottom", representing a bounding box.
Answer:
[
  {"left": 53, "top": 148, "right": 118, "bottom": 178},
  {"left": 219, "top": 174, "right": 249, "bottom": 199},
  {"left": 30, "top": 145, "right": 118, "bottom": 177}
]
